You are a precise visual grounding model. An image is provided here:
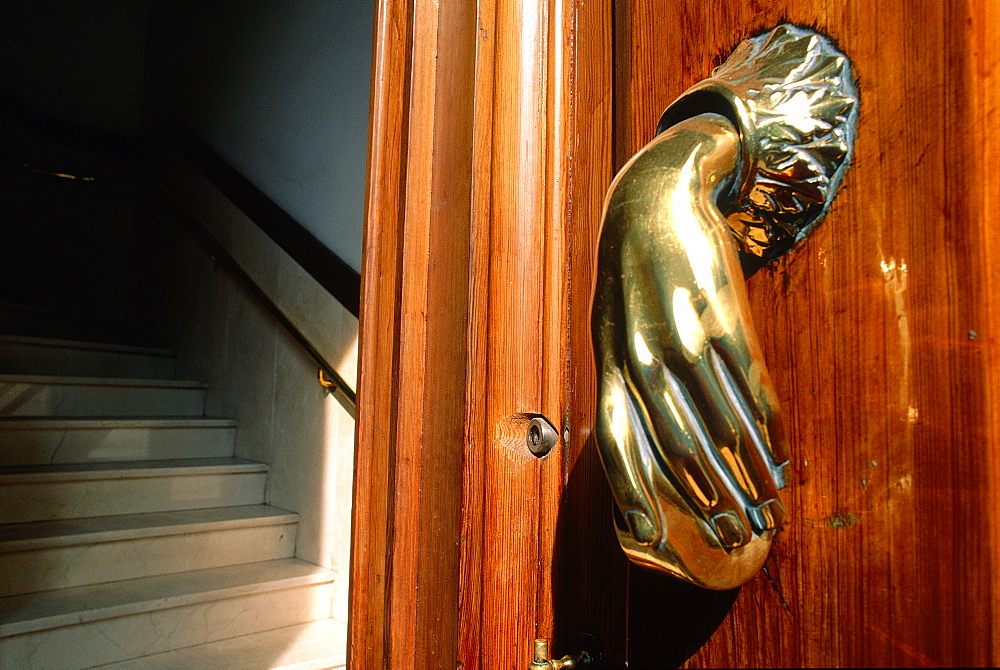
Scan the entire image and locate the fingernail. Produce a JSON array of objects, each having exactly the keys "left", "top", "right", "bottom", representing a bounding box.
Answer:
[
  {"left": 625, "top": 511, "right": 658, "bottom": 545},
  {"left": 711, "top": 512, "right": 750, "bottom": 548},
  {"left": 756, "top": 499, "right": 786, "bottom": 530}
]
